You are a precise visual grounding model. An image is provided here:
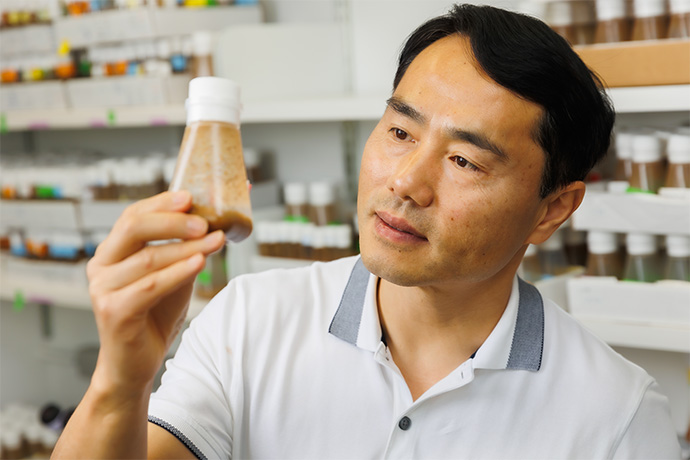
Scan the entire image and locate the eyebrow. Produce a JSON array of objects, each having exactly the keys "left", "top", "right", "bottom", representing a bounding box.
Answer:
[{"left": 386, "top": 96, "right": 510, "bottom": 162}]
